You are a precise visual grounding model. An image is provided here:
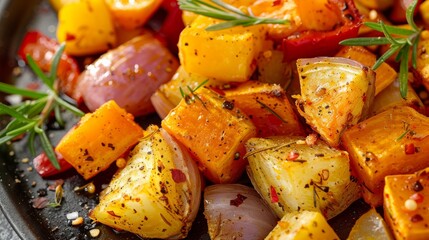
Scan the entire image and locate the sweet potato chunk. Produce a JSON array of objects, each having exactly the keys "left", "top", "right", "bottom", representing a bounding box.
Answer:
[
  {"left": 341, "top": 106, "right": 429, "bottom": 206},
  {"left": 162, "top": 87, "right": 256, "bottom": 183},
  {"left": 224, "top": 81, "right": 305, "bottom": 137},
  {"left": 56, "top": 100, "right": 144, "bottom": 179},
  {"left": 384, "top": 168, "right": 429, "bottom": 240}
]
